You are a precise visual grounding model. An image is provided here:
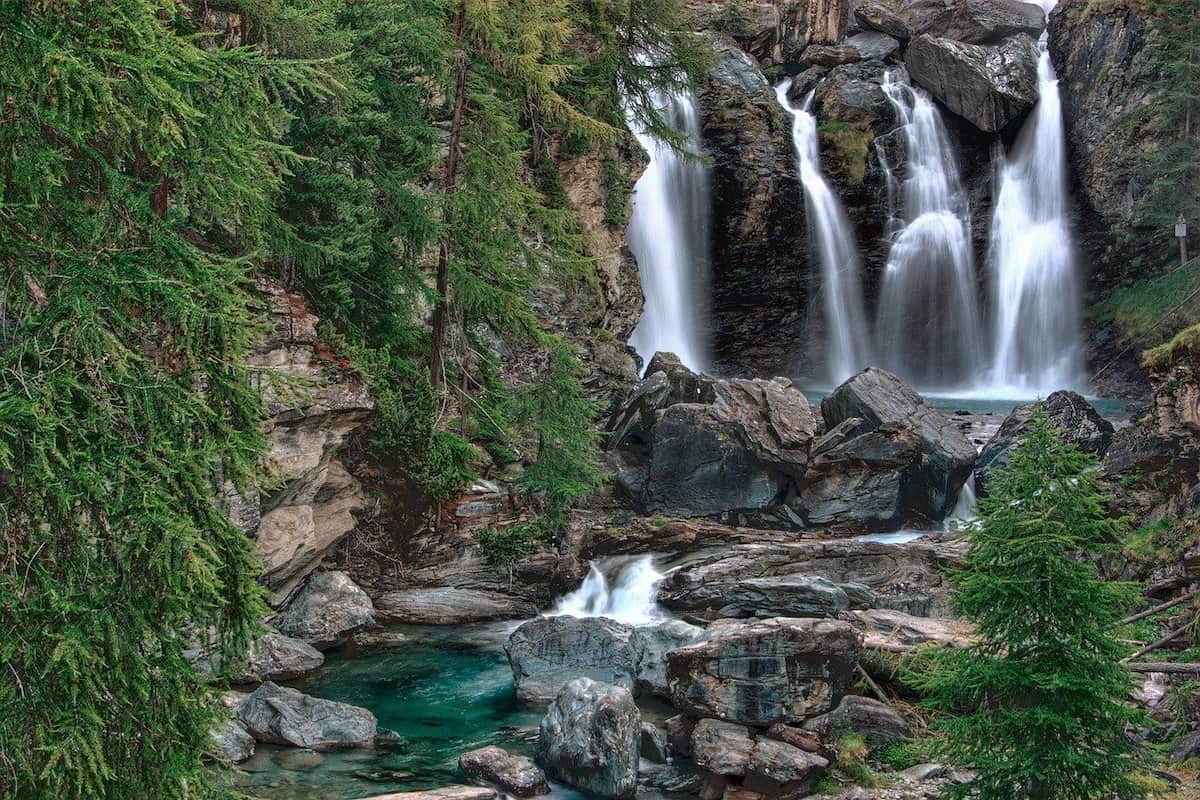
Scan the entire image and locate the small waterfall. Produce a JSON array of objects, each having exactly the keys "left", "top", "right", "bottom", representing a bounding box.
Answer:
[
  {"left": 549, "top": 555, "right": 666, "bottom": 626},
  {"left": 986, "top": 0, "right": 1082, "bottom": 394},
  {"left": 877, "top": 72, "right": 986, "bottom": 389},
  {"left": 950, "top": 473, "right": 978, "bottom": 523},
  {"left": 626, "top": 91, "right": 711, "bottom": 374},
  {"left": 774, "top": 81, "right": 873, "bottom": 384}
]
